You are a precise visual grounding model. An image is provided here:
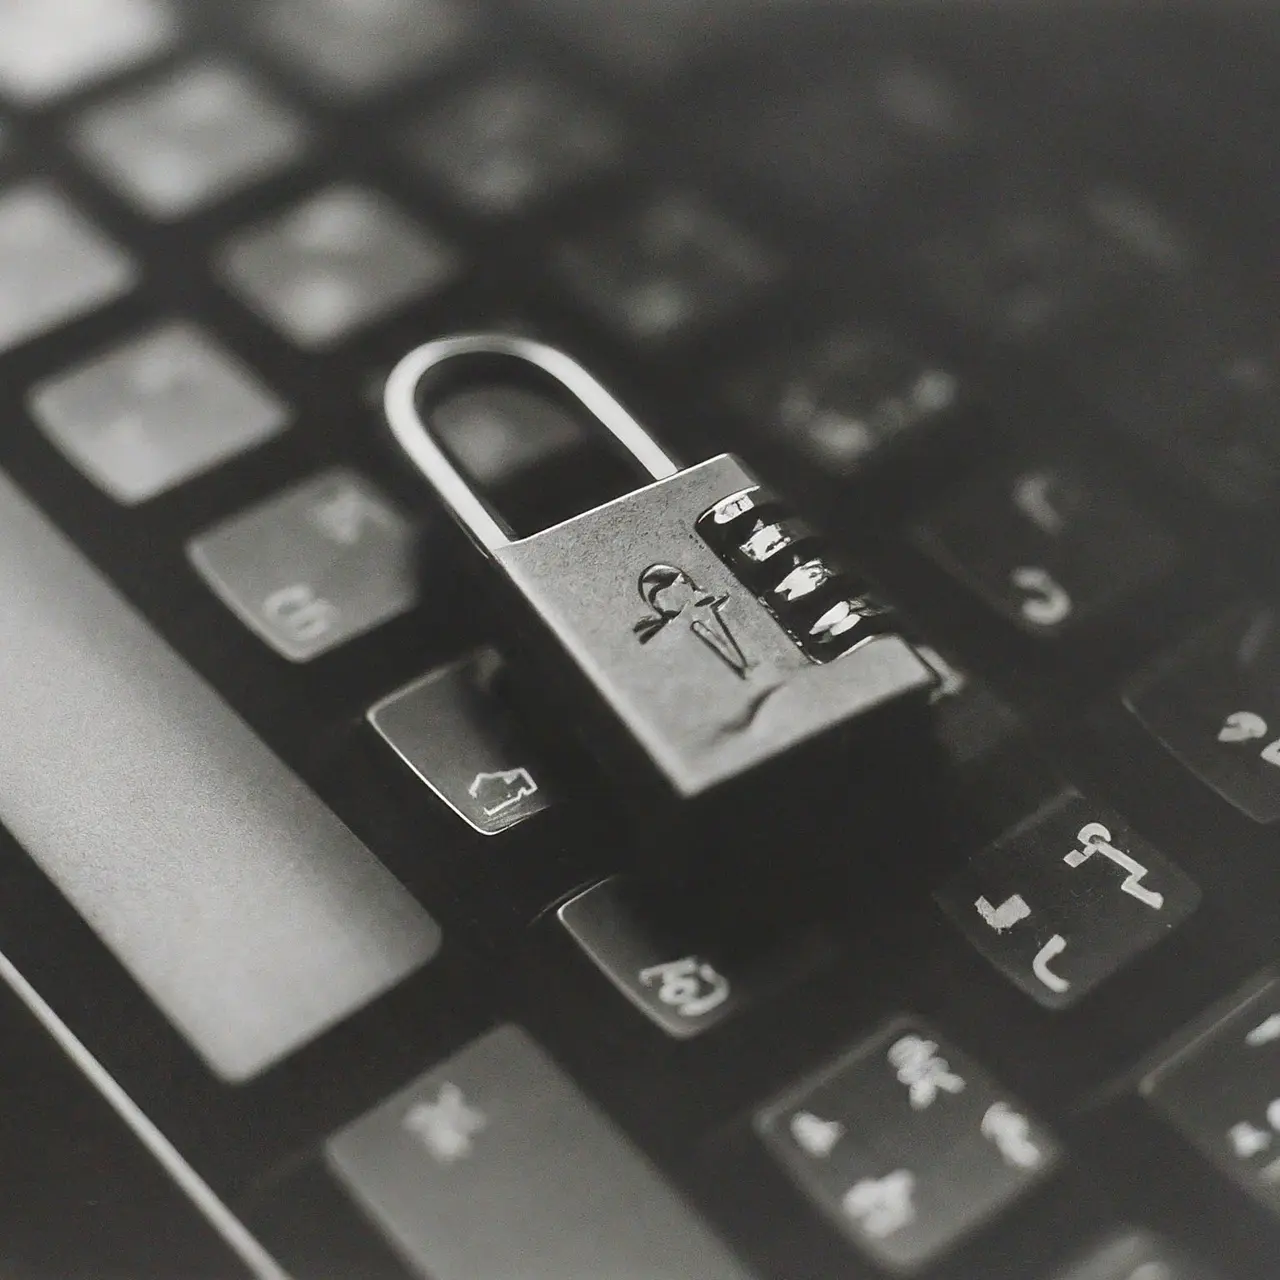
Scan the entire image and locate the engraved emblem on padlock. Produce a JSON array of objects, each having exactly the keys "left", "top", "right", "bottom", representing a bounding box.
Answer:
[{"left": 384, "top": 333, "right": 934, "bottom": 803}]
